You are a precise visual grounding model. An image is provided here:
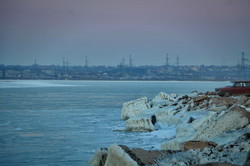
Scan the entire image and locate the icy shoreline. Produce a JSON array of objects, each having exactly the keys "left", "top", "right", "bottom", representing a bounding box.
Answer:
[{"left": 88, "top": 92, "right": 250, "bottom": 166}]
